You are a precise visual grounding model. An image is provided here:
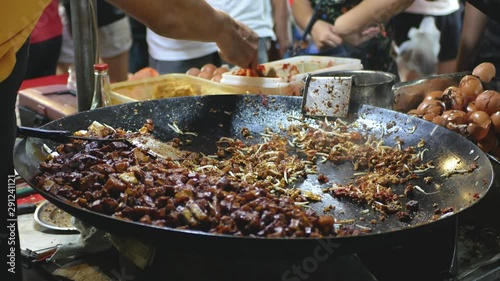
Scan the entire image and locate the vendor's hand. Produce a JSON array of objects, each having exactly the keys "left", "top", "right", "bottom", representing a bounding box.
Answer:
[
  {"left": 216, "top": 11, "right": 258, "bottom": 70},
  {"left": 310, "top": 20, "right": 343, "bottom": 51}
]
